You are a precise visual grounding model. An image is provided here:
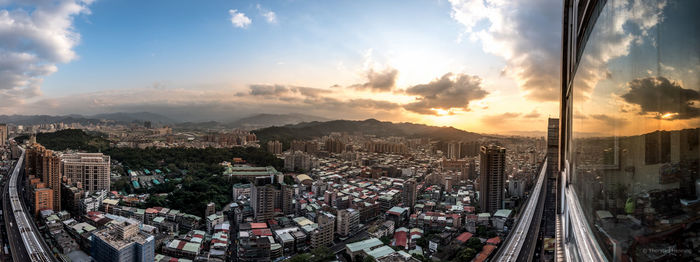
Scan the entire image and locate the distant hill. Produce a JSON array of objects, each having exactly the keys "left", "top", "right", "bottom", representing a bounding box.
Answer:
[
  {"left": 0, "top": 112, "right": 176, "bottom": 126},
  {"left": 0, "top": 114, "right": 107, "bottom": 126},
  {"left": 172, "top": 121, "right": 228, "bottom": 130},
  {"left": 230, "top": 113, "right": 330, "bottom": 130},
  {"left": 254, "top": 118, "right": 483, "bottom": 143},
  {"left": 88, "top": 112, "right": 176, "bottom": 124}
]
